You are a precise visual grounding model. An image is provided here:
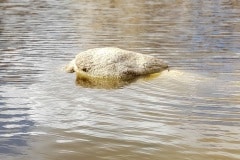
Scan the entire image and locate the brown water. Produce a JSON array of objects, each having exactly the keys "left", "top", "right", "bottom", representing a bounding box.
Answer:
[{"left": 0, "top": 0, "right": 240, "bottom": 160}]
